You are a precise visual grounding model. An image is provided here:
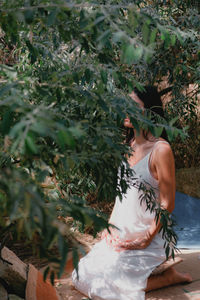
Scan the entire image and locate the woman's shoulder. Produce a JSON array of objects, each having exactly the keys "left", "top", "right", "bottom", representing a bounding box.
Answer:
[
  {"left": 154, "top": 138, "right": 170, "bottom": 148},
  {"left": 153, "top": 139, "right": 174, "bottom": 162}
]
